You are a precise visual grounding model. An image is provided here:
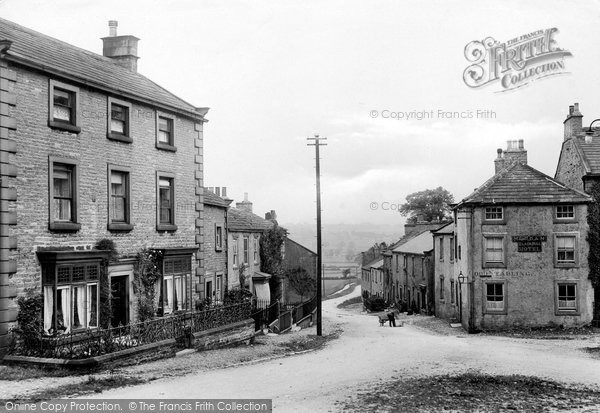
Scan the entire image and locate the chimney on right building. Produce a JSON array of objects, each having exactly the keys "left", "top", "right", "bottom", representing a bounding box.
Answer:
[
  {"left": 494, "top": 139, "right": 527, "bottom": 174},
  {"left": 564, "top": 103, "right": 583, "bottom": 141}
]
